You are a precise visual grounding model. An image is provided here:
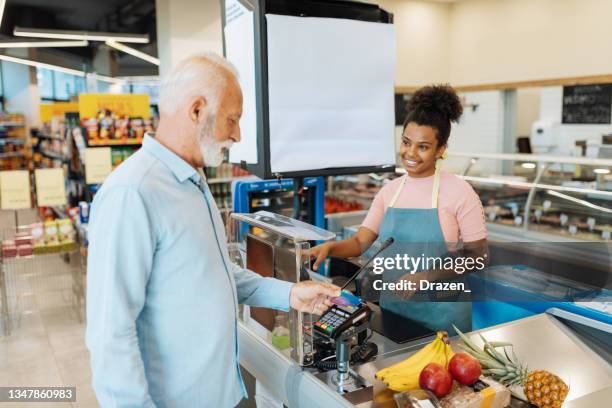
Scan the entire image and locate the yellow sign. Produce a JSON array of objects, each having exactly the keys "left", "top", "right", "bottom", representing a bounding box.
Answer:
[
  {"left": 85, "top": 147, "right": 113, "bottom": 184},
  {"left": 35, "top": 168, "right": 67, "bottom": 206},
  {"left": 39, "top": 102, "right": 79, "bottom": 123},
  {"left": 0, "top": 171, "right": 31, "bottom": 210},
  {"left": 79, "top": 94, "right": 151, "bottom": 119}
]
